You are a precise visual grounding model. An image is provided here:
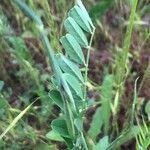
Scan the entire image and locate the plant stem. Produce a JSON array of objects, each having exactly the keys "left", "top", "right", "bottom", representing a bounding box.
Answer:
[
  {"left": 13, "top": 0, "right": 77, "bottom": 112},
  {"left": 113, "top": 0, "right": 138, "bottom": 116},
  {"left": 130, "top": 77, "right": 139, "bottom": 127},
  {"left": 14, "top": 0, "right": 77, "bottom": 142},
  {"left": 82, "top": 27, "right": 95, "bottom": 150},
  {"left": 83, "top": 28, "right": 95, "bottom": 109},
  {"left": 81, "top": 132, "right": 88, "bottom": 150}
]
